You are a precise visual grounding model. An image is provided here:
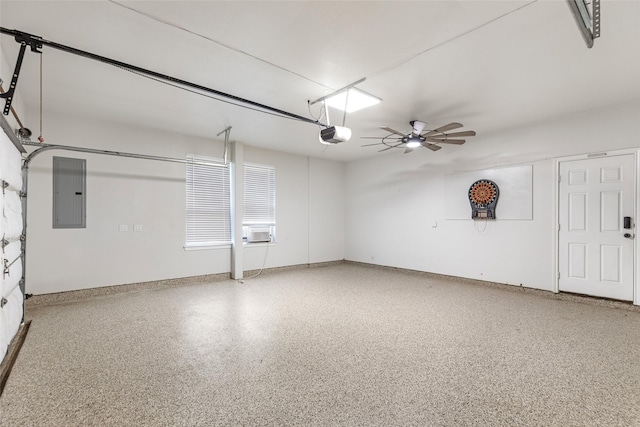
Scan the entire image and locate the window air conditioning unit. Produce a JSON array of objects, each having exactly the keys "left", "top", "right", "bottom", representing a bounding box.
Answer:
[{"left": 247, "top": 227, "right": 271, "bottom": 243}]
